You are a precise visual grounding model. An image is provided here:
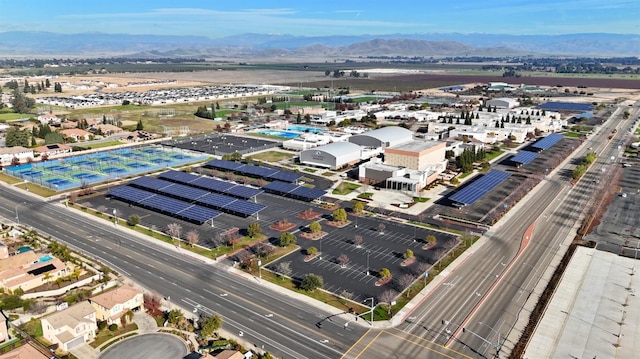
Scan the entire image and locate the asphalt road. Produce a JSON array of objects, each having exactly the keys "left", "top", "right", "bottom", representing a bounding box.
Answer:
[{"left": 0, "top": 188, "right": 367, "bottom": 359}]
